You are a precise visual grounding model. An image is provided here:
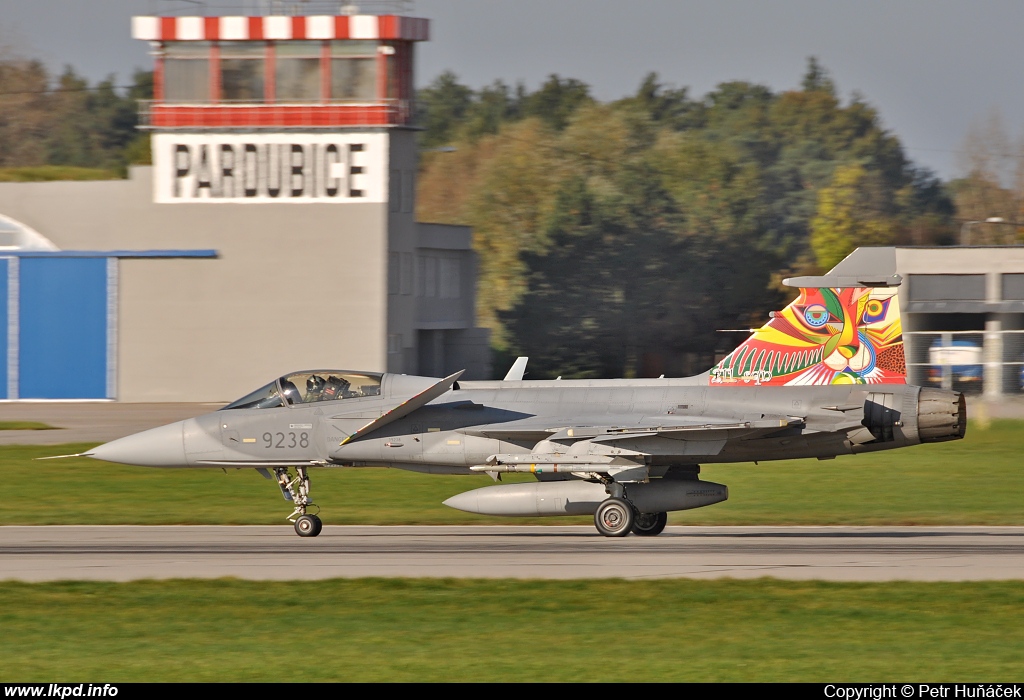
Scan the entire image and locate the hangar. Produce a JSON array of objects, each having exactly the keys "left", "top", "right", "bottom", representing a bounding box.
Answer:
[
  {"left": 898, "top": 247, "right": 1024, "bottom": 398},
  {"left": 0, "top": 4, "right": 489, "bottom": 403}
]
